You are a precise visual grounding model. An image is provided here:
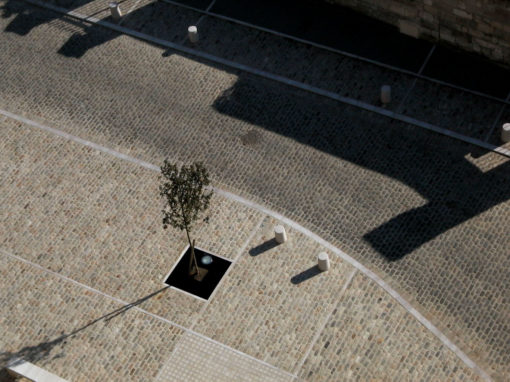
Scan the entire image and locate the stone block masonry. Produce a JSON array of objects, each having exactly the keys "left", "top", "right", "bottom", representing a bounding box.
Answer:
[{"left": 330, "top": 0, "right": 510, "bottom": 66}]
